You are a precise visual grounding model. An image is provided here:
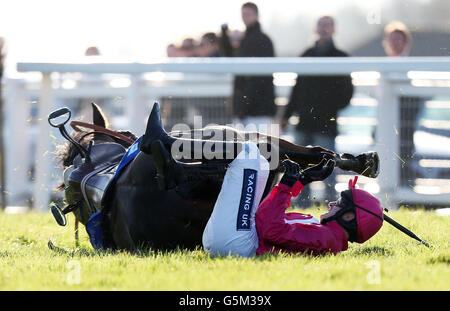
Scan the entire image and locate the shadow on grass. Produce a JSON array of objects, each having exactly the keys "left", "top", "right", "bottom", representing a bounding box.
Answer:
[
  {"left": 350, "top": 246, "right": 394, "bottom": 257},
  {"left": 46, "top": 243, "right": 339, "bottom": 261},
  {"left": 47, "top": 239, "right": 114, "bottom": 258},
  {"left": 427, "top": 254, "right": 450, "bottom": 265},
  {"left": 47, "top": 239, "right": 384, "bottom": 261},
  {"left": 199, "top": 249, "right": 335, "bottom": 262},
  {"left": 47, "top": 240, "right": 211, "bottom": 259}
]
